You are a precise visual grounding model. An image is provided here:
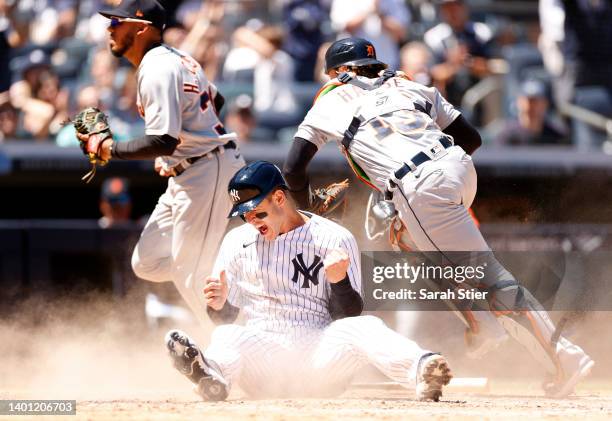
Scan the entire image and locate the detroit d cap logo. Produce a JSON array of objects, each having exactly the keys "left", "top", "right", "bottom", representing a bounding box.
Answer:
[{"left": 366, "top": 45, "right": 375, "bottom": 57}]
